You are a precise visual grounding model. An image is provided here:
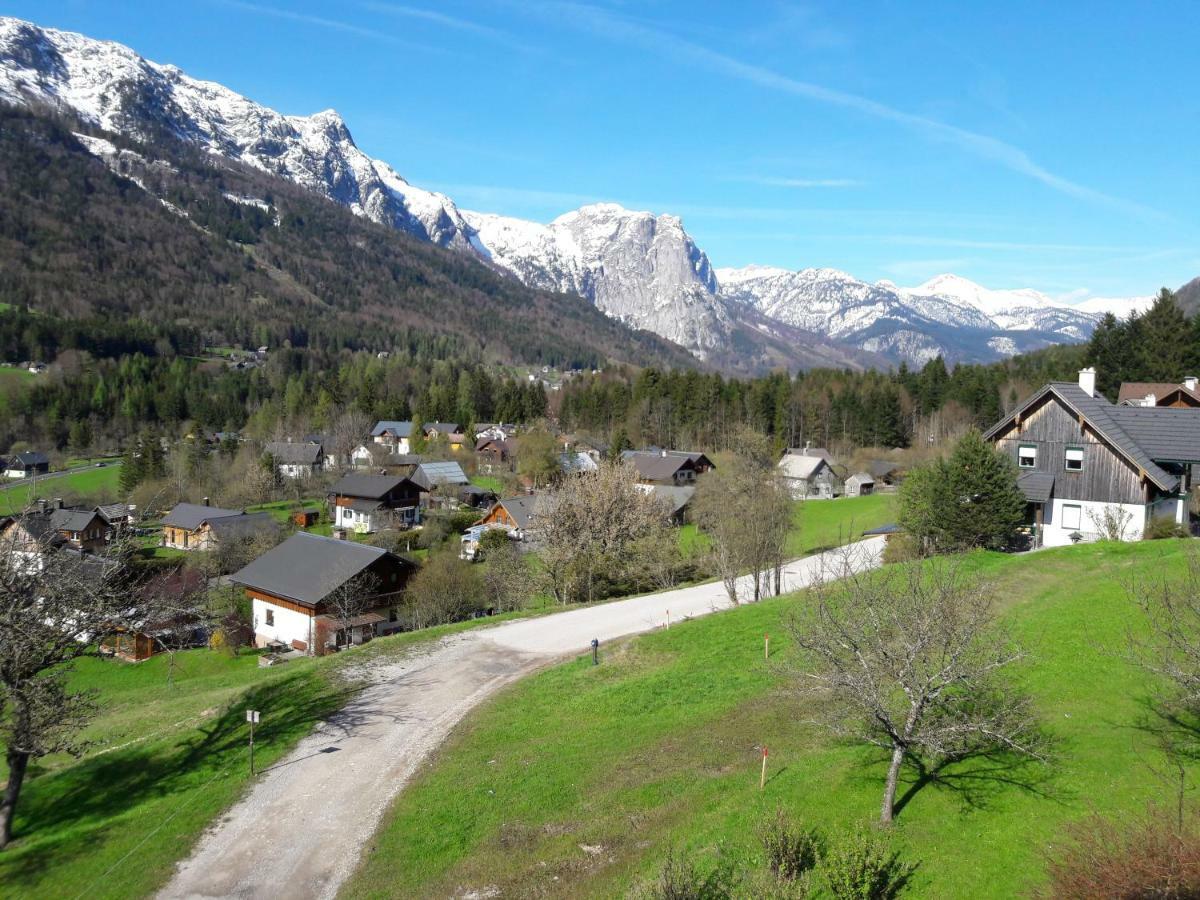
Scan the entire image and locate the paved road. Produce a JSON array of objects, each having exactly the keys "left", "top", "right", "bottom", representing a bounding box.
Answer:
[{"left": 160, "top": 538, "right": 884, "bottom": 900}]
